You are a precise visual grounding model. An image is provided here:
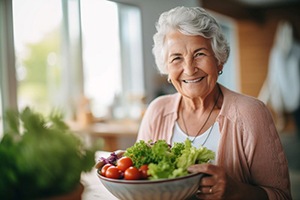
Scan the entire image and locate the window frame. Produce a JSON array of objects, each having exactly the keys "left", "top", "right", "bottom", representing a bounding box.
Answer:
[{"left": 0, "top": 0, "right": 18, "bottom": 135}]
